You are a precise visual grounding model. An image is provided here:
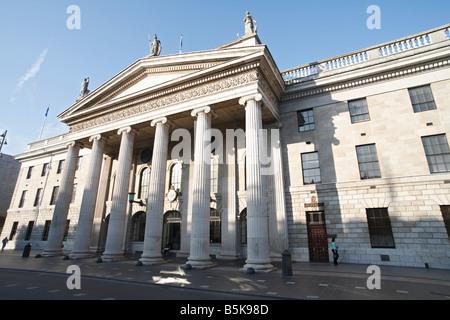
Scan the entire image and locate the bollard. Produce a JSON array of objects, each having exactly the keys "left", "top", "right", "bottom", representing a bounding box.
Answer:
[
  {"left": 22, "top": 242, "right": 32, "bottom": 258},
  {"left": 282, "top": 249, "right": 292, "bottom": 277}
]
